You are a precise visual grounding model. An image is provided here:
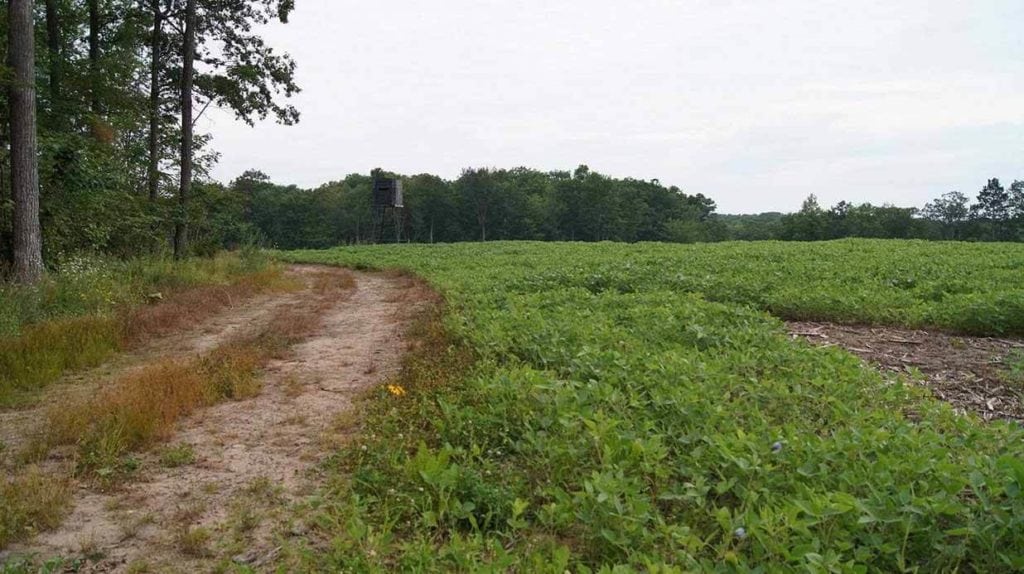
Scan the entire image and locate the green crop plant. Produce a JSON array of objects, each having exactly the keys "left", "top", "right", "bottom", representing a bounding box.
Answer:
[{"left": 279, "top": 239, "right": 1024, "bottom": 572}]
